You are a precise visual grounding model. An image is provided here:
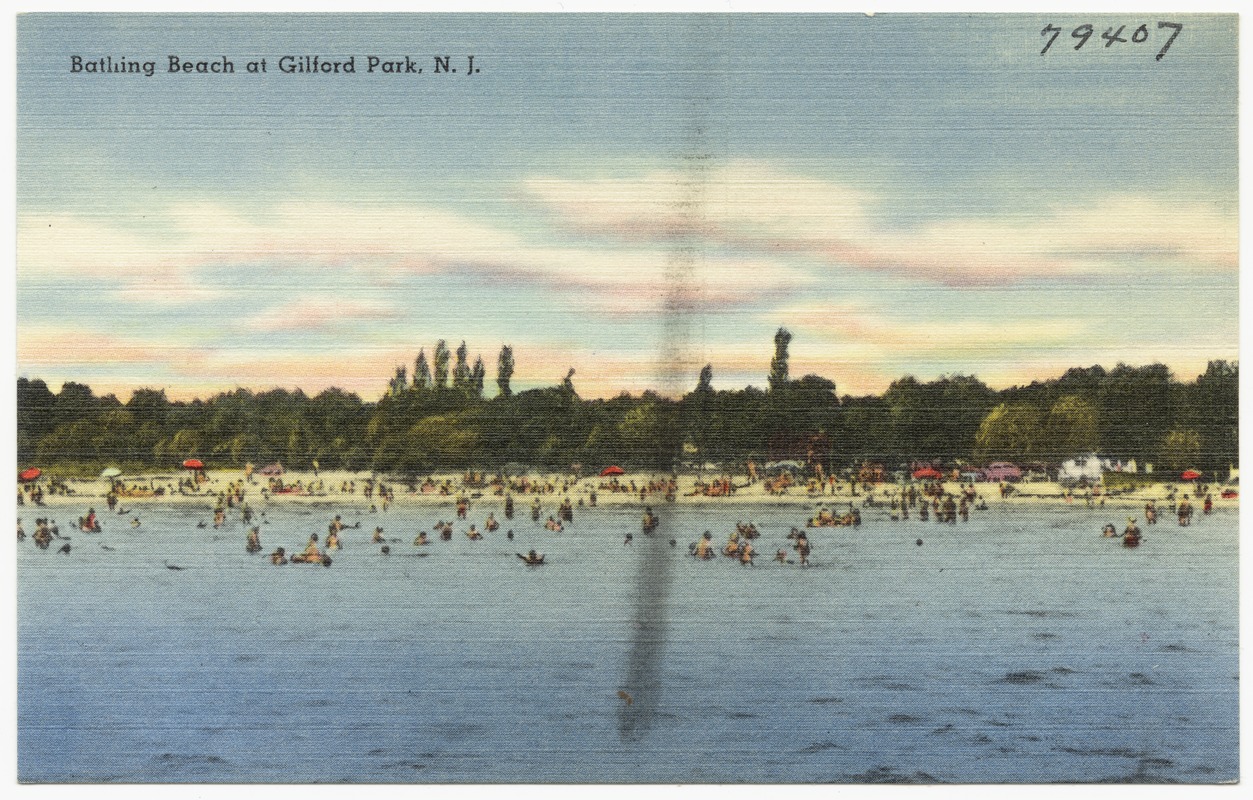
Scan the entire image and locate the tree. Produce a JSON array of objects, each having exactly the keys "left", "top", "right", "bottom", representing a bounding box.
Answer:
[
  {"left": 974, "top": 403, "right": 1044, "bottom": 461},
  {"left": 453, "top": 341, "right": 471, "bottom": 390},
  {"left": 1097, "top": 363, "right": 1173, "bottom": 463},
  {"left": 1187, "top": 360, "right": 1237, "bottom": 474},
  {"left": 432, "top": 340, "right": 451, "bottom": 389},
  {"left": 696, "top": 363, "right": 713, "bottom": 394},
  {"left": 496, "top": 345, "right": 515, "bottom": 398},
  {"left": 126, "top": 387, "right": 170, "bottom": 426},
  {"left": 681, "top": 364, "right": 716, "bottom": 465},
  {"left": 388, "top": 365, "right": 408, "bottom": 397},
  {"left": 471, "top": 356, "right": 486, "bottom": 398},
  {"left": 1160, "top": 429, "right": 1202, "bottom": 472},
  {"left": 413, "top": 349, "right": 431, "bottom": 391},
  {"left": 561, "top": 368, "right": 577, "bottom": 398},
  {"left": 17, "top": 377, "right": 56, "bottom": 462},
  {"left": 1043, "top": 395, "right": 1099, "bottom": 459},
  {"left": 768, "top": 327, "right": 792, "bottom": 392}
]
